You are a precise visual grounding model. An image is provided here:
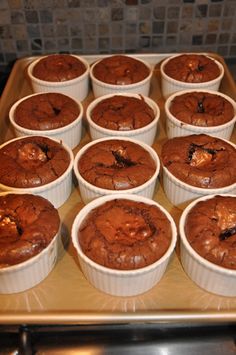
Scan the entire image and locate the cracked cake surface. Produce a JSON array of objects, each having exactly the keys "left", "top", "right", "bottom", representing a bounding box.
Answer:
[
  {"left": 0, "top": 193, "right": 60, "bottom": 267},
  {"left": 169, "top": 92, "right": 234, "bottom": 127},
  {"left": 161, "top": 134, "right": 236, "bottom": 188},
  {"left": 78, "top": 139, "right": 156, "bottom": 190},
  {"left": 32, "top": 54, "right": 86, "bottom": 82},
  {"left": 14, "top": 93, "right": 80, "bottom": 130},
  {"left": 78, "top": 198, "right": 172, "bottom": 270},
  {"left": 184, "top": 195, "right": 236, "bottom": 269},
  {"left": 0, "top": 136, "right": 70, "bottom": 188},
  {"left": 90, "top": 95, "right": 155, "bottom": 131},
  {"left": 164, "top": 54, "right": 220, "bottom": 83},
  {"left": 92, "top": 55, "right": 150, "bottom": 85}
]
